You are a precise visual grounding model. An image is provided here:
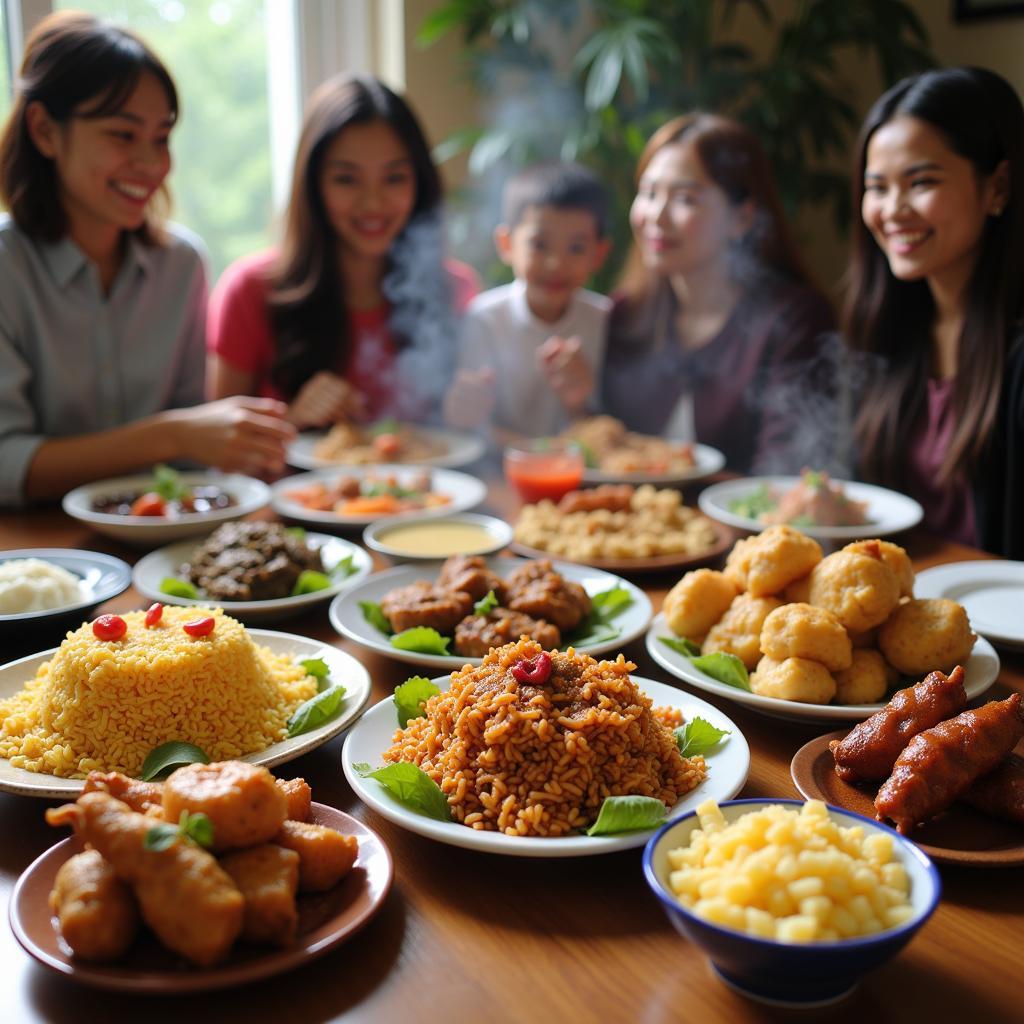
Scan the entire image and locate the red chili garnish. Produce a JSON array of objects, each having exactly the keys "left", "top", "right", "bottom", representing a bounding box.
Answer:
[
  {"left": 511, "top": 652, "right": 552, "bottom": 685},
  {"left": 183, "top": 616, "right": 215, "bottom": 637},
  {"left": 92, "top": 614, "right": 127, "bottom": 641},
  {"left": 144, "top": 602, "right": 163, "bottom": 627},
  {"left": 130, "top": 492, "right": 166, "bottom": 517}
]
